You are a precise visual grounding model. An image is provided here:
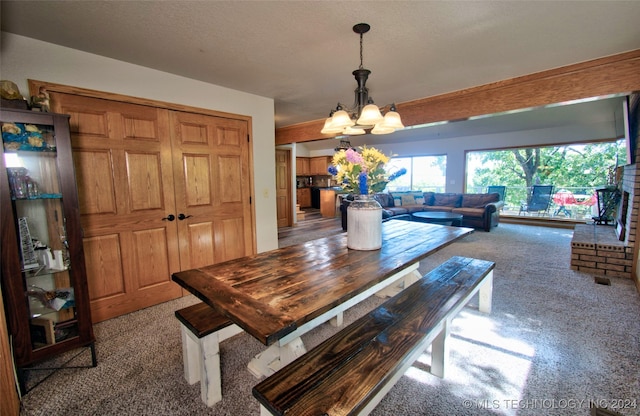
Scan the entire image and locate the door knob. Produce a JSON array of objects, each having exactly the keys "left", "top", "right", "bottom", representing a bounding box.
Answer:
[
  {"left": 162, "top": 214, "right": 175, "bottom": 221},
  {"left": 178, "top": 213, "right": 192, "bottom": 220}
]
